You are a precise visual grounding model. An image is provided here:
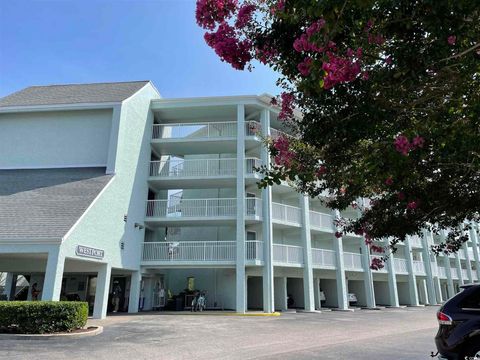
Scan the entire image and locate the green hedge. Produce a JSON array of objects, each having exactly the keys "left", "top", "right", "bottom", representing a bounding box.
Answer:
[{"left": 0, "top": 301, "right": 88, "bottom": 334}]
